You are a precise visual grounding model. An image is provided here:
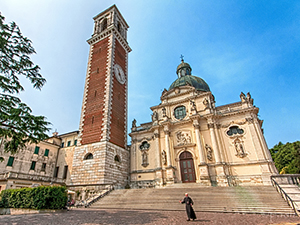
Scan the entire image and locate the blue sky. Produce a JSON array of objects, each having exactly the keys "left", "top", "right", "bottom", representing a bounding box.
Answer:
[{"left": 1, "top": 0, "right": 299, "bottom": 148}]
